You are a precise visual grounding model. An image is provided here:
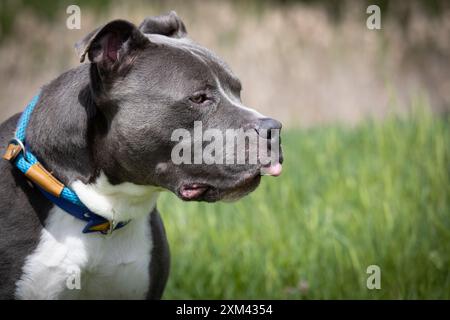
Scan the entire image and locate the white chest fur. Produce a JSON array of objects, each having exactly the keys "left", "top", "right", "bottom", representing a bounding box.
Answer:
[{"left": 15, "top": 173, "right": 160, "bottom": 300}]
